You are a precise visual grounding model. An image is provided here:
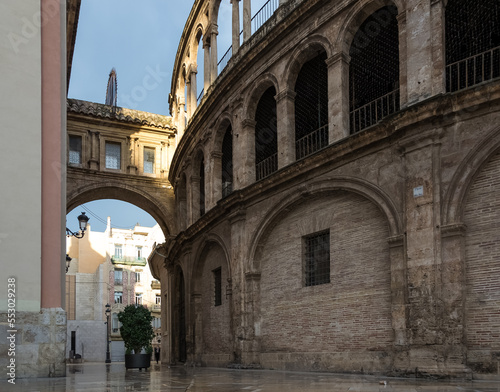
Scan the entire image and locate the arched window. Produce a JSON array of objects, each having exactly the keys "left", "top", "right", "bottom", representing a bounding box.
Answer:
[
  {"left": 295, "top": 51, "right": 329, "bottom": 160},
  {"left": 445, "top": 0, "right": 500, "bottom": 92},
  {"left": 349, "top": 5, "right": 400, "bottom": 134},
  {"left": 199, "top": 157, "right": 205, "bottom": 216},
  {"left": 222, "top": 125, "right": 233, "bottom": 198},
  {"left": 255, "top": 86, "right": 278, "bottom": 181}
]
